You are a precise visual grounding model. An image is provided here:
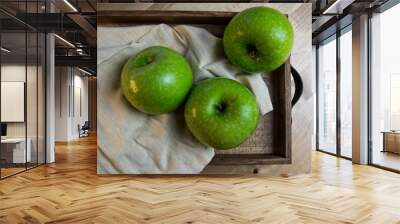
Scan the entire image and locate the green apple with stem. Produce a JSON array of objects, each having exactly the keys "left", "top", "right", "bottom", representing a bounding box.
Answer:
[
  {"left": 223, "top": 6, "right": 294, "bottom": 73},
  {"left": 121, "top": 46, "right": 193, "bottom": 114},
  {"left": 184, "top": 77, "right": 259, "bottom": 149}
]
